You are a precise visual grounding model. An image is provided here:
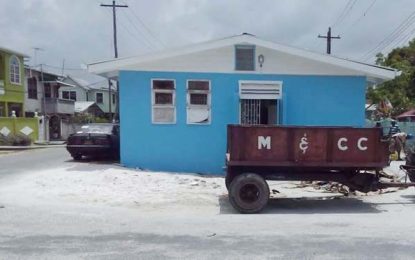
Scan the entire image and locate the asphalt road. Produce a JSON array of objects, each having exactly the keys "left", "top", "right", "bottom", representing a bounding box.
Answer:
[
  {"left": 1, "top": 148, "right": 415, "bottom": 259},
  {"left": 0, "top": 147, "right": 70, "bottom": 177}
]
